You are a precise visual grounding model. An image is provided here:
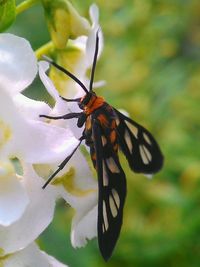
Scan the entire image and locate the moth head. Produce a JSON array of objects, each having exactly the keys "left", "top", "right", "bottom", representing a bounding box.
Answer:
[{"left": 79, "top": 92, "right": 97, "bottom": 108}]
